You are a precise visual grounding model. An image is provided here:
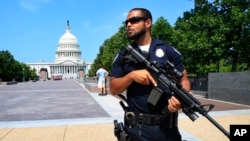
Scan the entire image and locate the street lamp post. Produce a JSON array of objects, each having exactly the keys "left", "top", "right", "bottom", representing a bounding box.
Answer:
[
  {"left": 23, "top": 68, "right": 25, "bottom": 82},
  {"left": 83, "top": 68, "right": 86, "bottom": 85}
]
